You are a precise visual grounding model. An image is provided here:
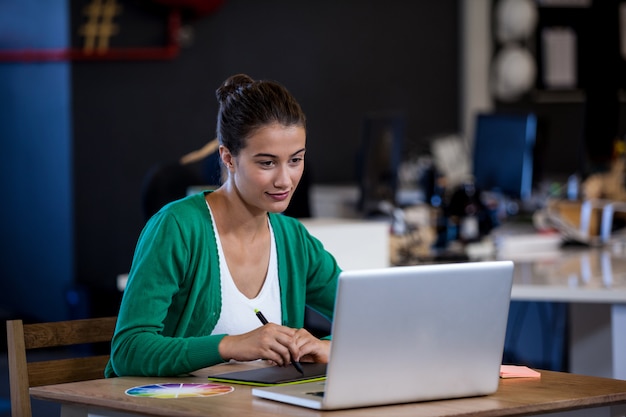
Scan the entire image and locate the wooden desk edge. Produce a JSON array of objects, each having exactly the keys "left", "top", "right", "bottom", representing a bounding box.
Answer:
[{"left": 29, "top": 370, "right": 626, "bottom": 417}]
